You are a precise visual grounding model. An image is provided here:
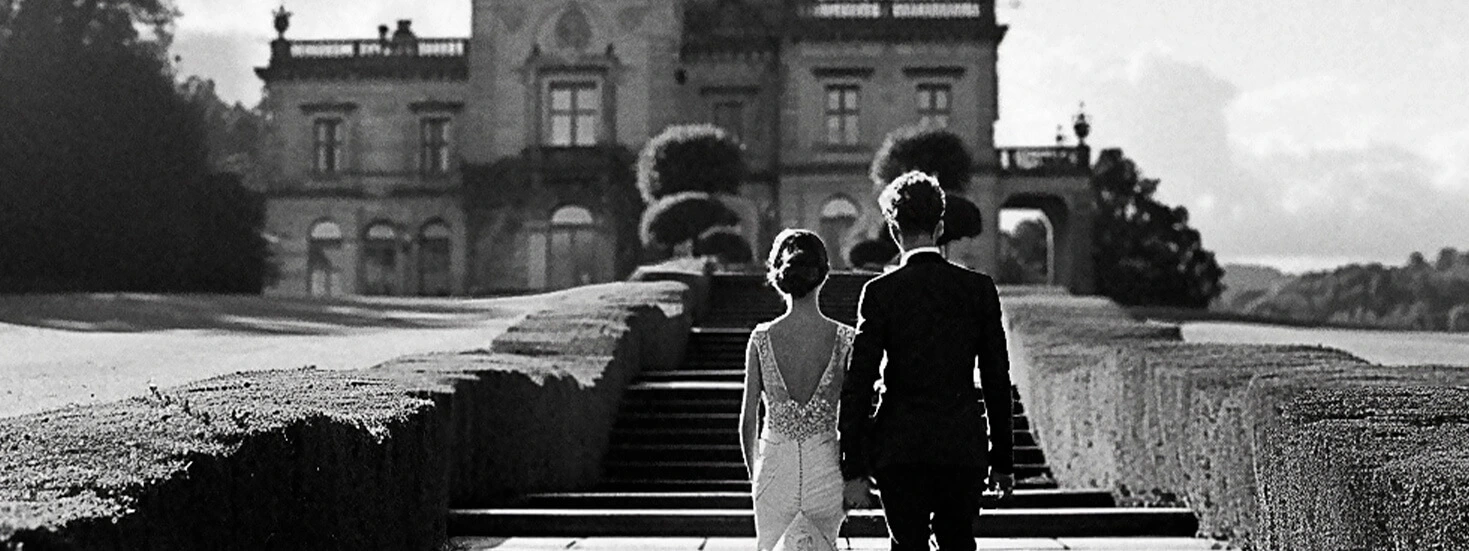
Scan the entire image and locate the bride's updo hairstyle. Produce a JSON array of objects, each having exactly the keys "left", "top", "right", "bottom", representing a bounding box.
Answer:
[{"left": 766, "top": 229, "right": 830, "bottom": 299}]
